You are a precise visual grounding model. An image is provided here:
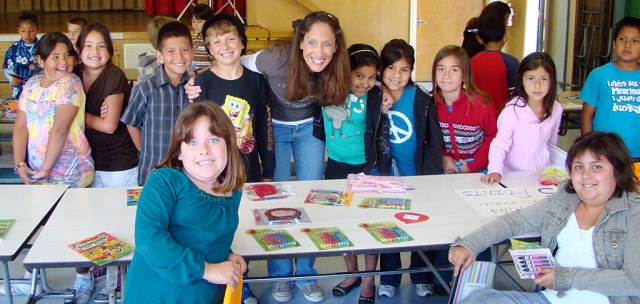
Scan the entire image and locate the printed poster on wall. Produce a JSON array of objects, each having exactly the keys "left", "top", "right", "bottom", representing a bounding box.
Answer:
[{"left": 455, "top": 187, "right": 557, "bottom": 217}]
